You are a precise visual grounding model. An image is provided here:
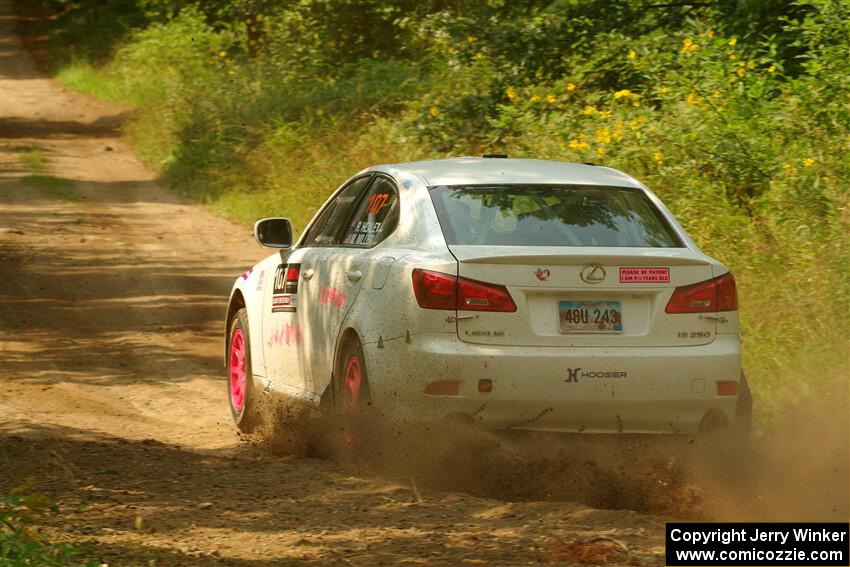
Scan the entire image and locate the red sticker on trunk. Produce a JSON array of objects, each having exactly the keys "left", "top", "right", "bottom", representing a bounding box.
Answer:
[{"left": 620, "top": 267, "right": 670, "bottom": 283}]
